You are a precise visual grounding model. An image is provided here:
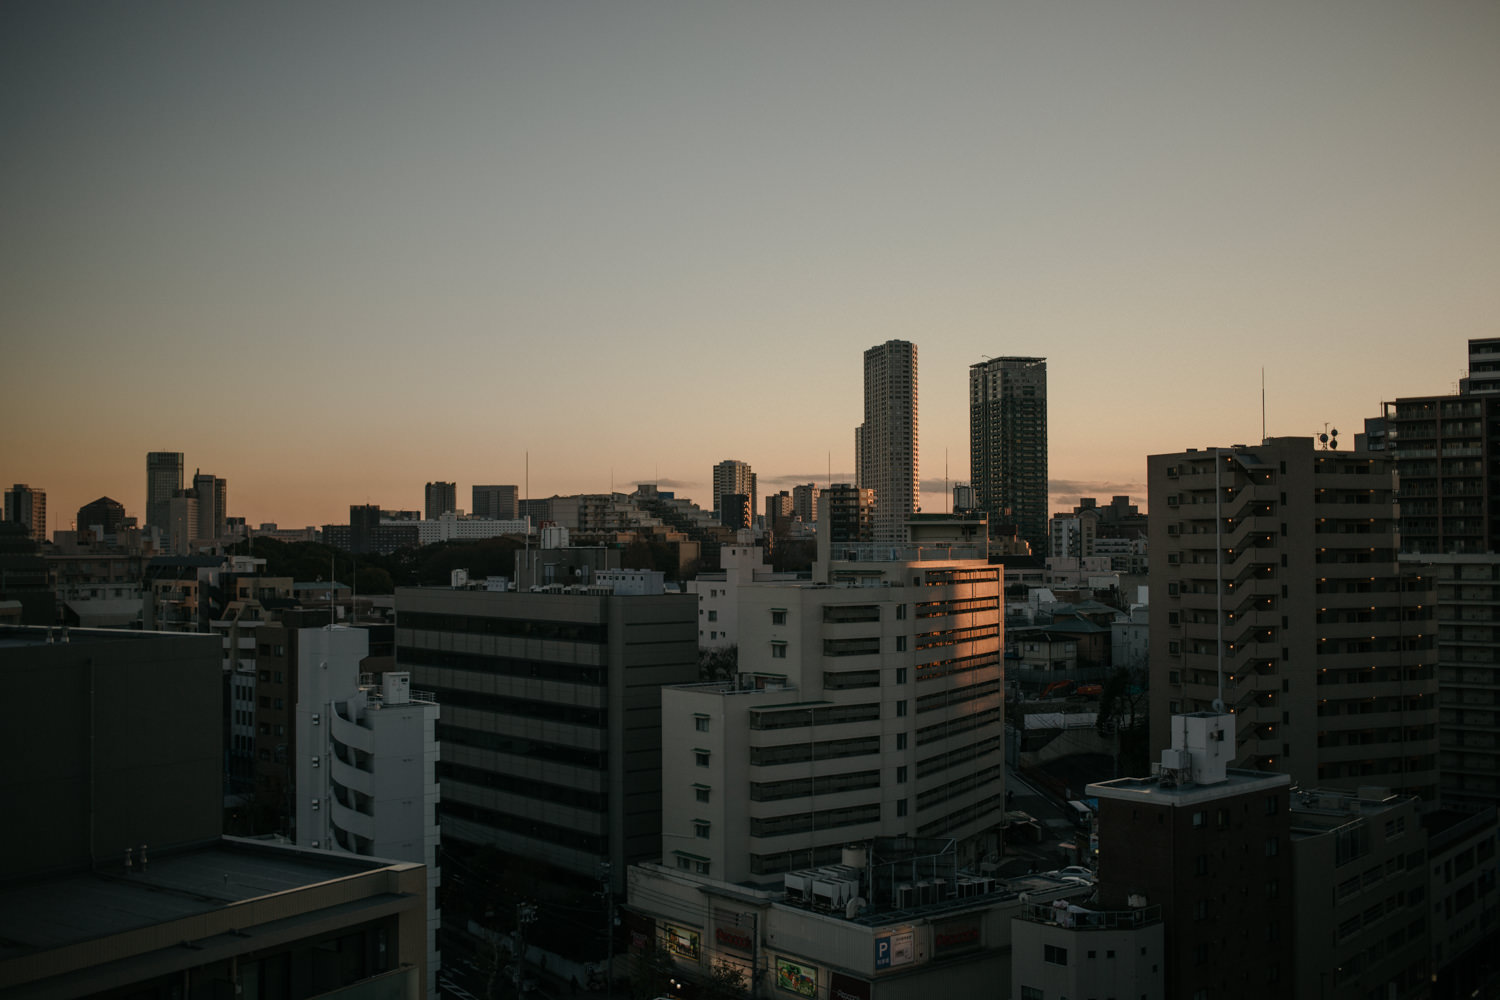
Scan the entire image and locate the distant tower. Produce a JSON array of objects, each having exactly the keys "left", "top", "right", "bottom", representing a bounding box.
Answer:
[
  {"left": 472, "top": 484, "right": 519, "bottom": 520},
  {"left": 791, "top": 483, "right": 818, "bottom": 522},
  {"left": 861, "top": 340, "right": 919, "bottom": 544},
  {"left": 424, "top": 482, "right": 457, "bottom": 520},
  {"left": 192, "top": 470, "right": 227, "bottom": 542},
  {"left": 711, "top": 460, "right": 756, "bottom": 517},
  {"left": 145, "top": 452, "right": 184, "bottom": 533},
  {"left": 4, "top": 484, "right": 47, "bottom": 544},
  {"left": 969, "top": 357, "right": 1047, "bottom": 554}
]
